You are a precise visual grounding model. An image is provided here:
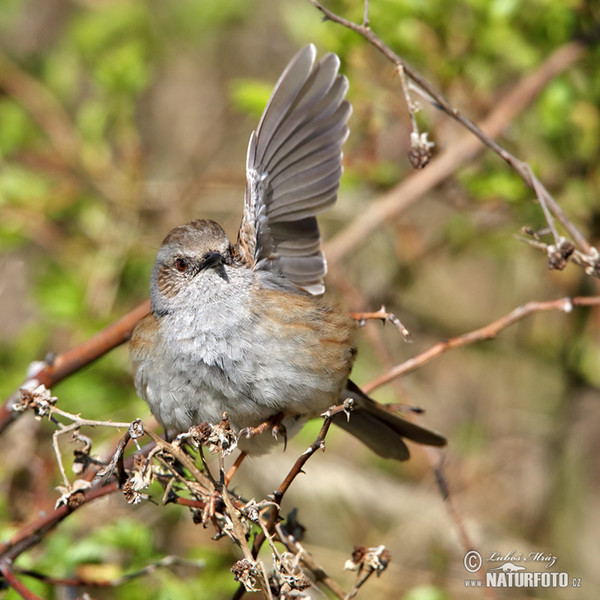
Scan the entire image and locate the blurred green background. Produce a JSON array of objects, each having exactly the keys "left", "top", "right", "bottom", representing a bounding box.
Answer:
[{"left": 1, "top": 0, "right": 599, "bottom": 598}]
